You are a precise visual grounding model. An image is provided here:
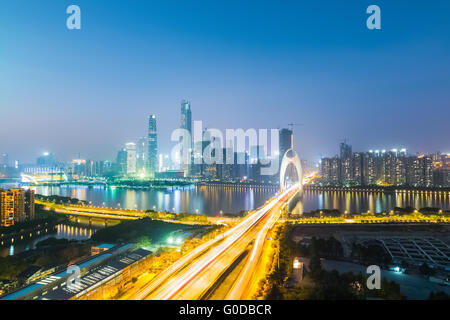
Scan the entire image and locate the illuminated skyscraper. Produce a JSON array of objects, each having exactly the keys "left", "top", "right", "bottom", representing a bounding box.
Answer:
[
  {"left": 181, "top": 100, "right": 192, "bottom": 135},
  {"left": 116, "top": 149, "right": 127, "bottom": 176},
  {"left": 147, "top": 115, "right": 158, "bottom": 177},
  {"left": 126, "top": 142, "right": 137, "bottom": 175},
  {"left": 279, "top": 128, "right": 293, "bottom": 160},
  {"left": 271, "top": 128, "right": 293, "bottom": 183},
  {"left": 136, "top": 137, "right": 147, "bottom": 172},
  {"left": 180, "top": 100, "right": 192, "bottom": 176},
  {"left": 24, "top": 189, "right": 35, "bottom": 221},
  {"left": 0, "top": 188, "right": 24, "bottom": 226}
]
